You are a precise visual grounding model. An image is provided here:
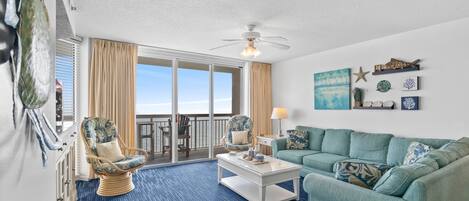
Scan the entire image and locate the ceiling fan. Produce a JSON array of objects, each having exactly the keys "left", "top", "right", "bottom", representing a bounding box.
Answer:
[{"left": 210, "top": 24, "right": 290, "bottom": 58}]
